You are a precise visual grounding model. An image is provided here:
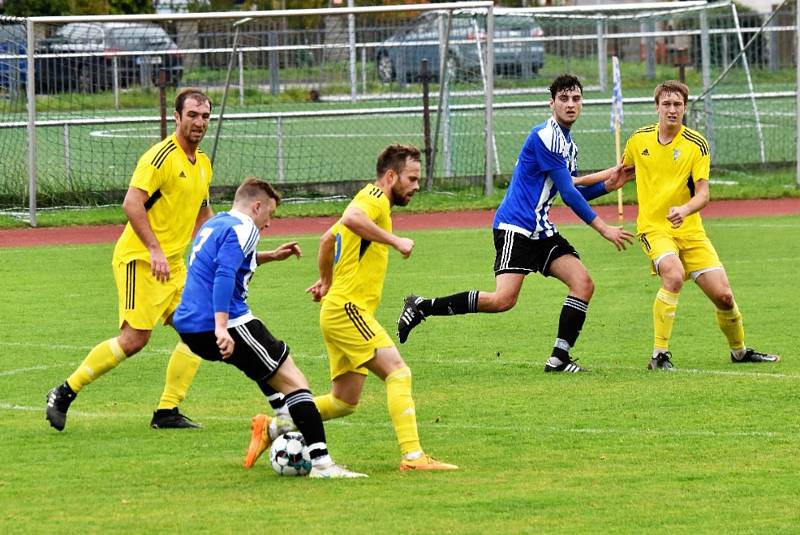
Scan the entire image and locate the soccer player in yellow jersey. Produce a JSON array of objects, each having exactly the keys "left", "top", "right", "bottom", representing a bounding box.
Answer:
[
  {"left": 46, "top": 88, "right": 215, "bottom": 431},
  {"left": 304, "top": 143, "right": 457, "bottom": 471},
  {"left": 622, "top": 80, "right": 780, "bottom": 370}
]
